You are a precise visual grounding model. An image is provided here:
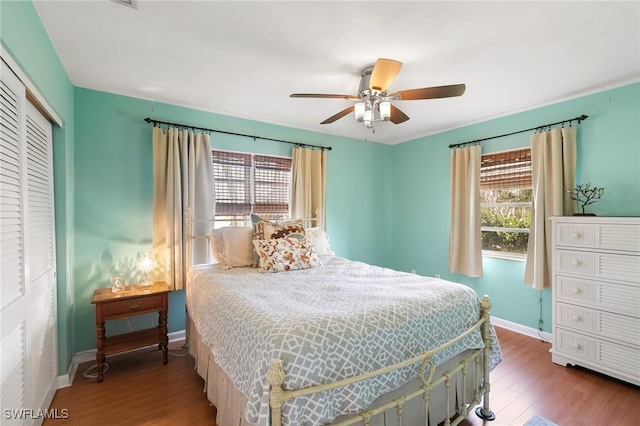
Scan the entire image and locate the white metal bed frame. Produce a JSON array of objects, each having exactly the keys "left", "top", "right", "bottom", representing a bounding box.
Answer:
[
  {"left": 268, "top": 297, "right": 495, "bottom": 426},
  {"left": 184, "top": 209, "right": 496, "bottom": 426}
]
